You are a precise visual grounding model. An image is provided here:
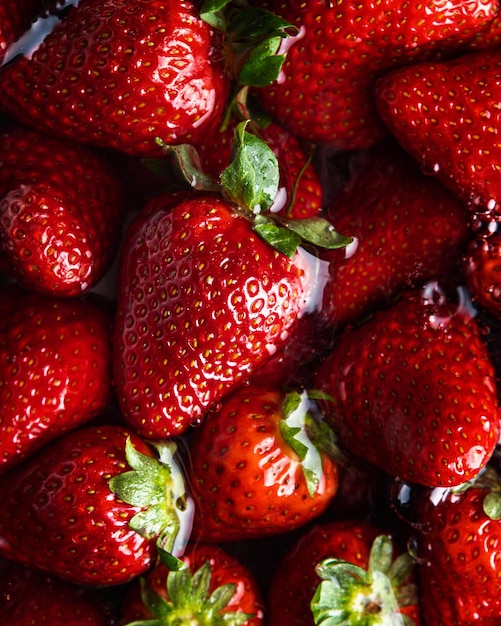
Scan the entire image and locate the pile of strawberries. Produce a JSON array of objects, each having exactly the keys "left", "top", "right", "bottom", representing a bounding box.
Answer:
[{"left": 2, "top": 0, "right": 501, "bottom": 624}]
